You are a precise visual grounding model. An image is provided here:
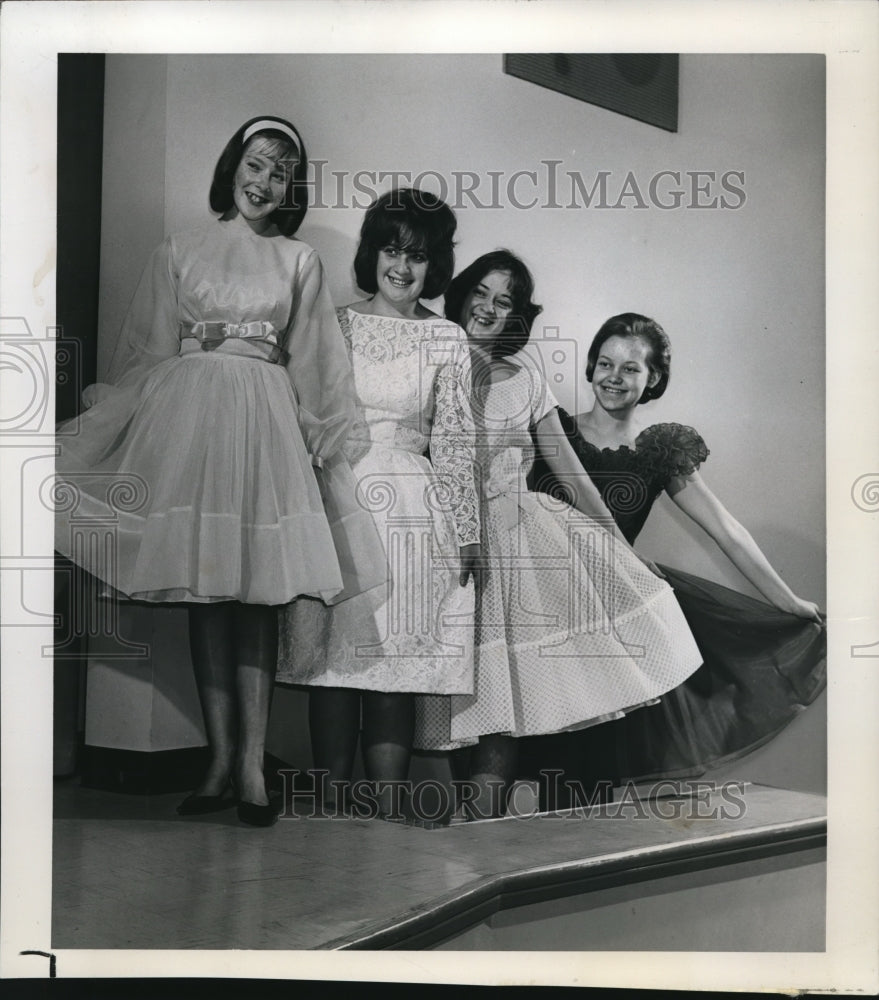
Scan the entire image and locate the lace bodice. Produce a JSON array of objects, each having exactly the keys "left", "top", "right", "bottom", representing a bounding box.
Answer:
[
  {"left": 532, "top": 410, "right": 709, "bottom": 543},
  {"left": 338, "top": 307, "right": 480, "bottom": 546}
]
